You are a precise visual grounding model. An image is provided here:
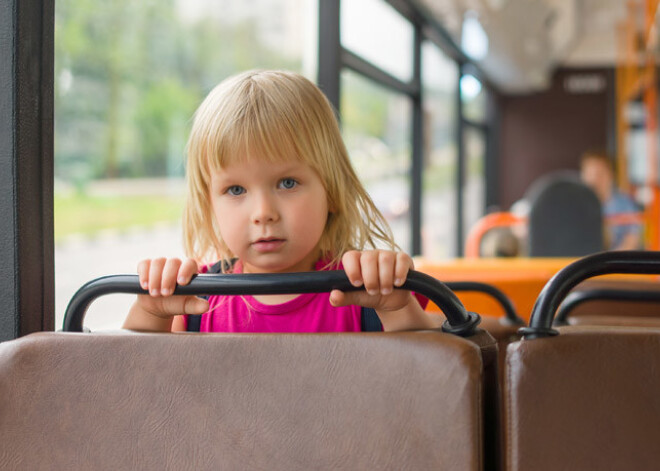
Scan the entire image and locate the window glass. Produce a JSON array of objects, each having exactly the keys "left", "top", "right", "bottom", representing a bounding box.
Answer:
[
  {"left": 340, "top": 69, "right": 412, "bottom": 252},
  {"left": 54, "top": 0, "right": 317, "bottom": 330},
  {"left": 461, "top": 73, "right": 487, "bottom": 122},
  {"left": 421, "top": 41, "right": 458, "bottom": 259},
  {"left": 341, "top": 0, "right": 414, "bottom": 82},
  {"left": 462, "top": 126, "right": 486, "bottom": 243}
]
